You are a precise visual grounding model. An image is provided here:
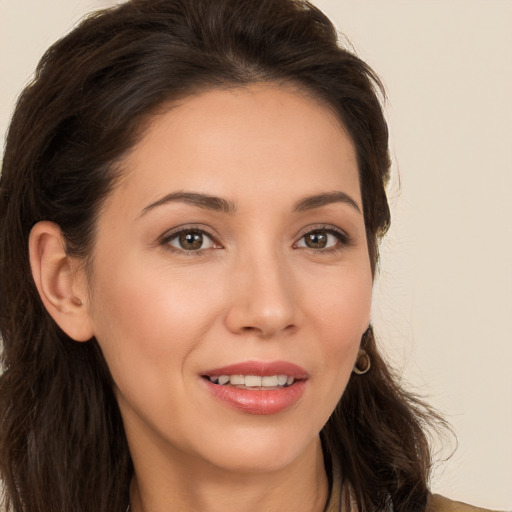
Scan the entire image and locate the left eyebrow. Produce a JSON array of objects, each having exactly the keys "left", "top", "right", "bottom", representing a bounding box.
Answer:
[{"left": 293, "top": 191, "right": 361, "bottom": 214}]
